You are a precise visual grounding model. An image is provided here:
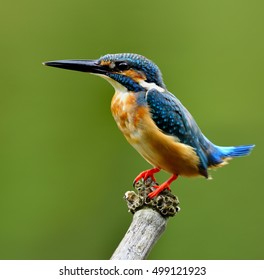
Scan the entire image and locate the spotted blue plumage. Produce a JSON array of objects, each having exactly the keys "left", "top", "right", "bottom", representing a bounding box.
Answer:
[
  {"left": 145, "top": 88, "right": 254, "bottom": 177},
  {"left": 146, "top": 89, "right": 212, "bottom": 176}
]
